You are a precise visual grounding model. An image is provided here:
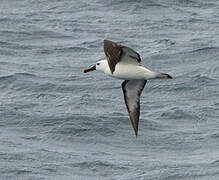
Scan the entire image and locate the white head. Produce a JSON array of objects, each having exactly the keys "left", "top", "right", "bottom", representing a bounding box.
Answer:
[
  {"left": 95, "top": 59, "right": 108, "bottom": 72},
  {"left": 83, "top": 59, "right": 108, "bottom": 73}
]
